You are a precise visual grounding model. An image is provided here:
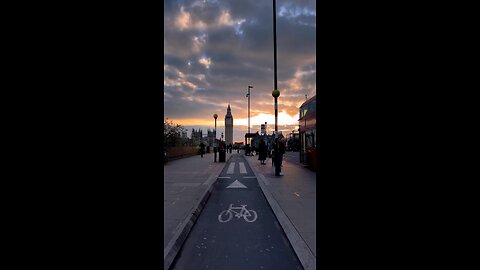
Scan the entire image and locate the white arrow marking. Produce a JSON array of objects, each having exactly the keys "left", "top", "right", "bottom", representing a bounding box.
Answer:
[{"left": 226, "top": 180, "right": 247, "bottom": 189}]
